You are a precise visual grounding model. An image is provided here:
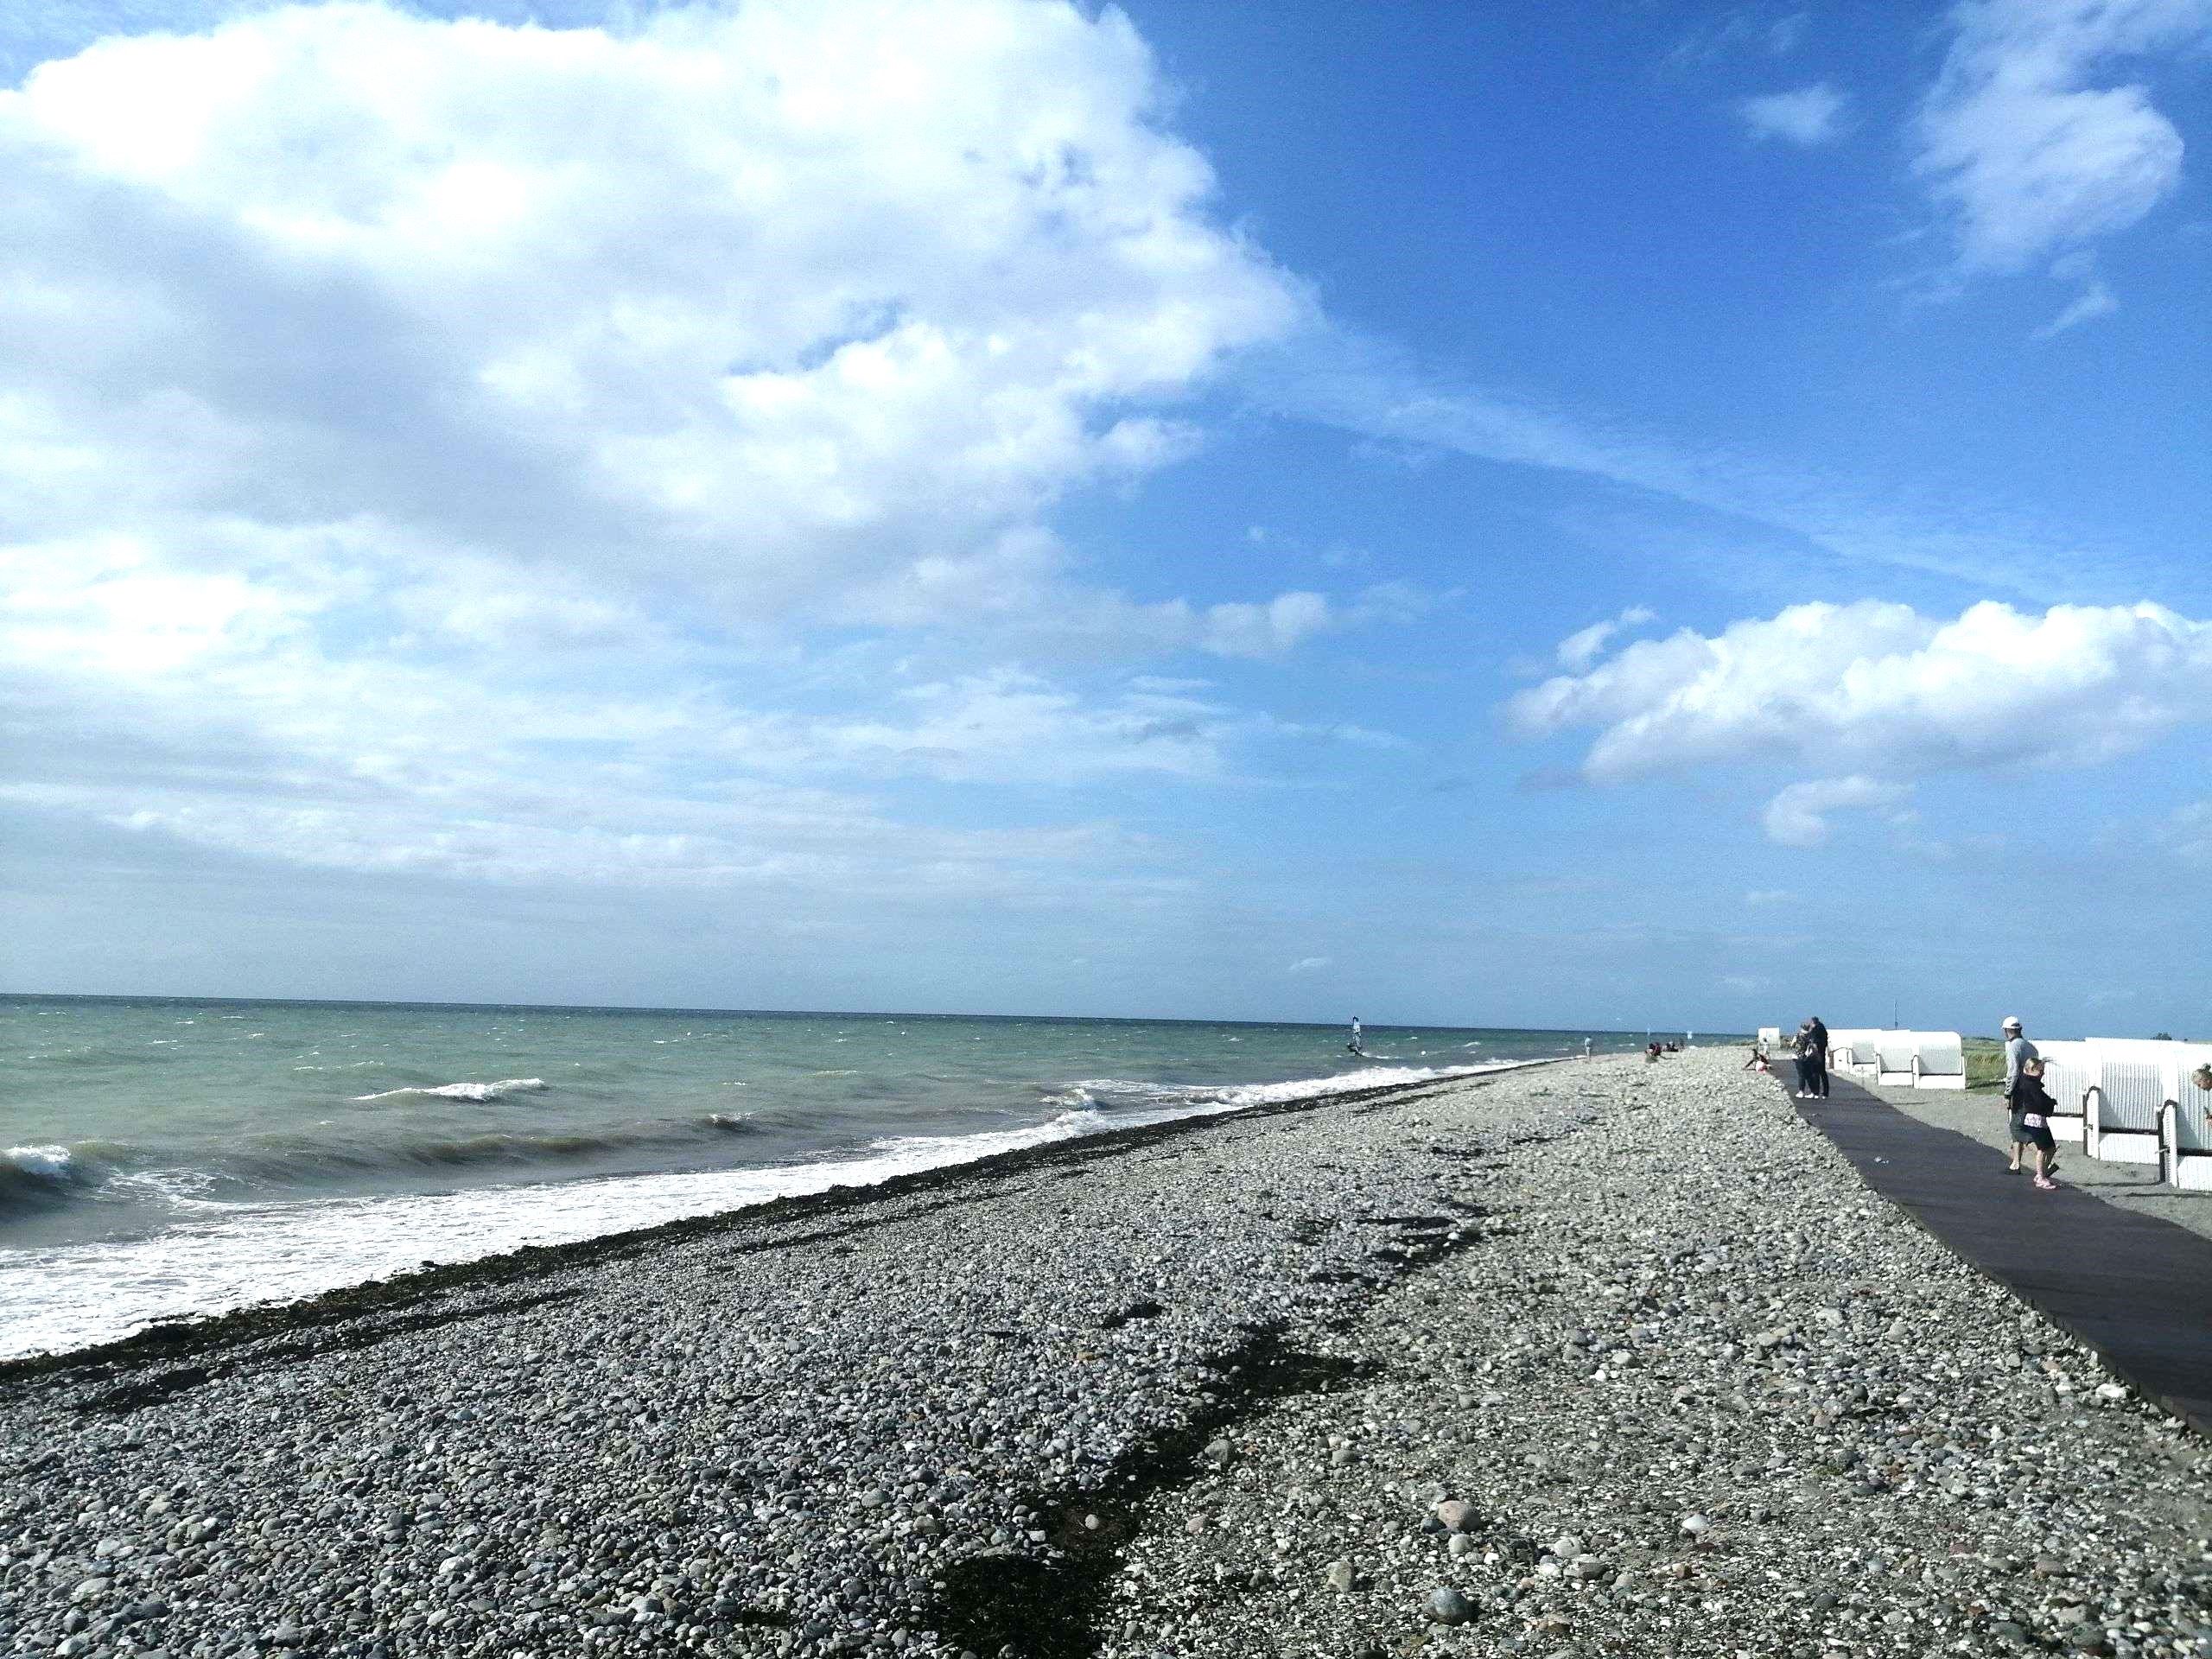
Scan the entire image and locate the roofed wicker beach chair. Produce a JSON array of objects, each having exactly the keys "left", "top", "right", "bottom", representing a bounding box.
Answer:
[
  {"left": 2155, "top": 1052, "right": 2212, "bottom": 1190},
  {"left": 1910, "top": 1033, "right": 1967, "bottom": 1091},
  {"left": 2087, "top": 1058, "right": 2164, "bottom": 1166}
]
